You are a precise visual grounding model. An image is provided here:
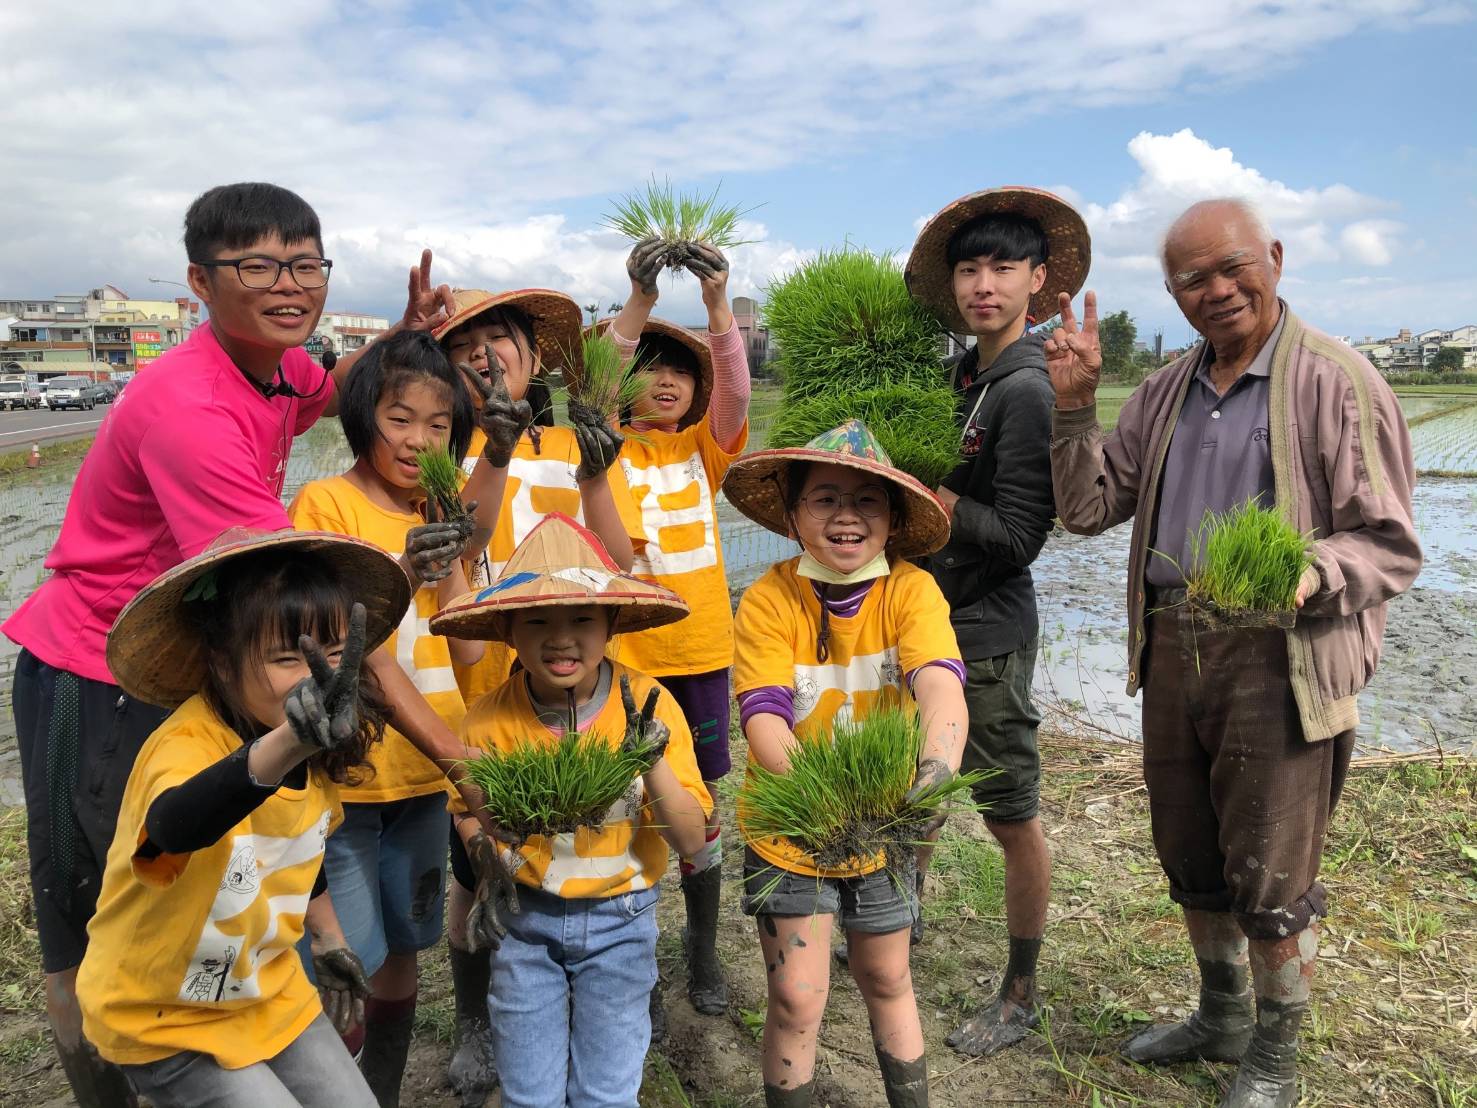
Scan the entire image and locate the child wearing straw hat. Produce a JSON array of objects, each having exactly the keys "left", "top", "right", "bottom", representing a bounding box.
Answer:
[
  {"left": 285, "top": 330, "right": 488, "bottom": 1104},
  {"left": 74, "top": 527, "right": 412, "bottom": 1107},
  {"left": 603, "top": 238, "right": 750, "bottom": 1025},
  {"left": 434, "top": 288, "right": 647, "bottom": 1098},
  {"left": 430, "top": 512, "right": 711, "bottom": 1108},
  {"left": 904, "top": 186, "right": 1089, "bottom": 1057},
  {"left": 722, "top": 420, "right": 969, "bottom": 1107}
]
